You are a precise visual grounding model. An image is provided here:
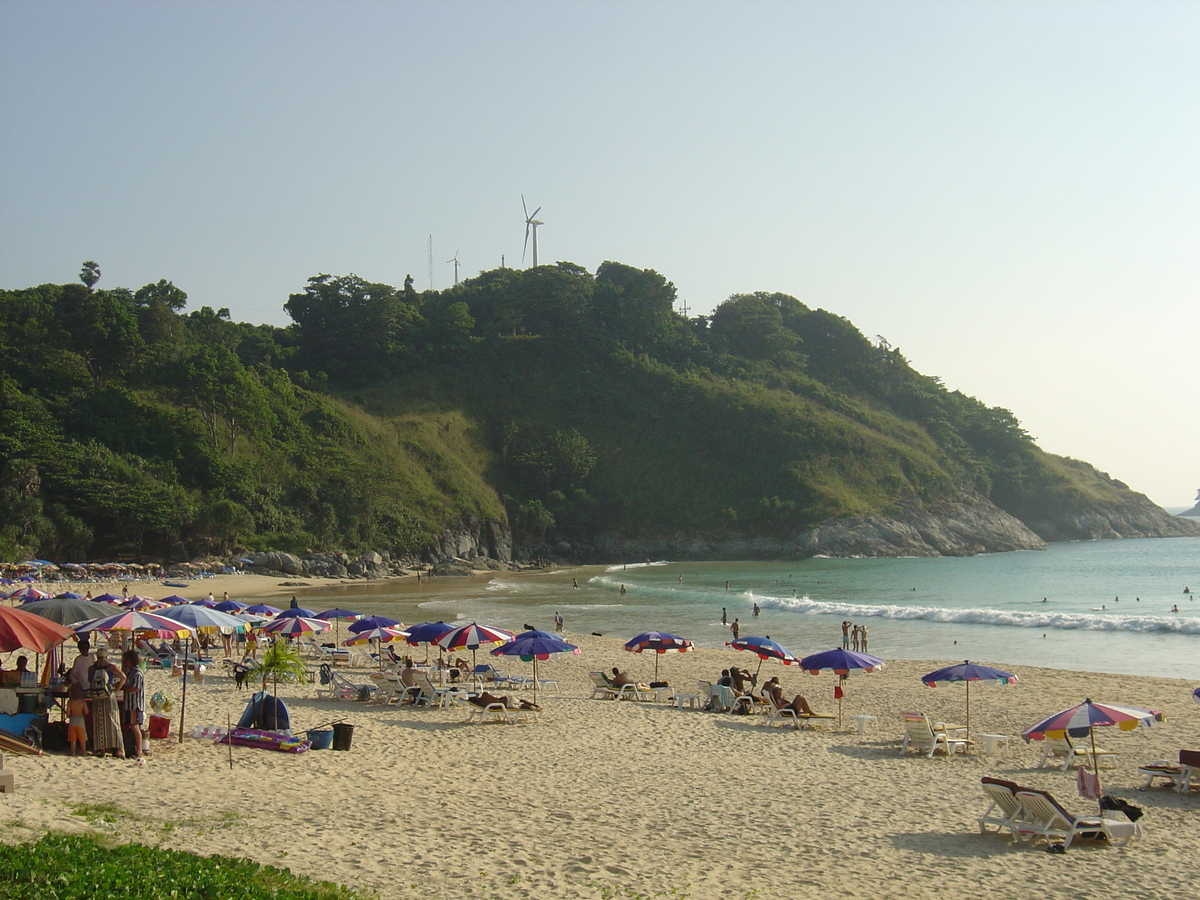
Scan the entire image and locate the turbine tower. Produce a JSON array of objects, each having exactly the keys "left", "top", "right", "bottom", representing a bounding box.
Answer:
[
  {"left": 446, "top": 250, "right": 462, "bottom": 285},
  {"left": 522, "top": 195, "right": 543, "bottom": 267}
]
